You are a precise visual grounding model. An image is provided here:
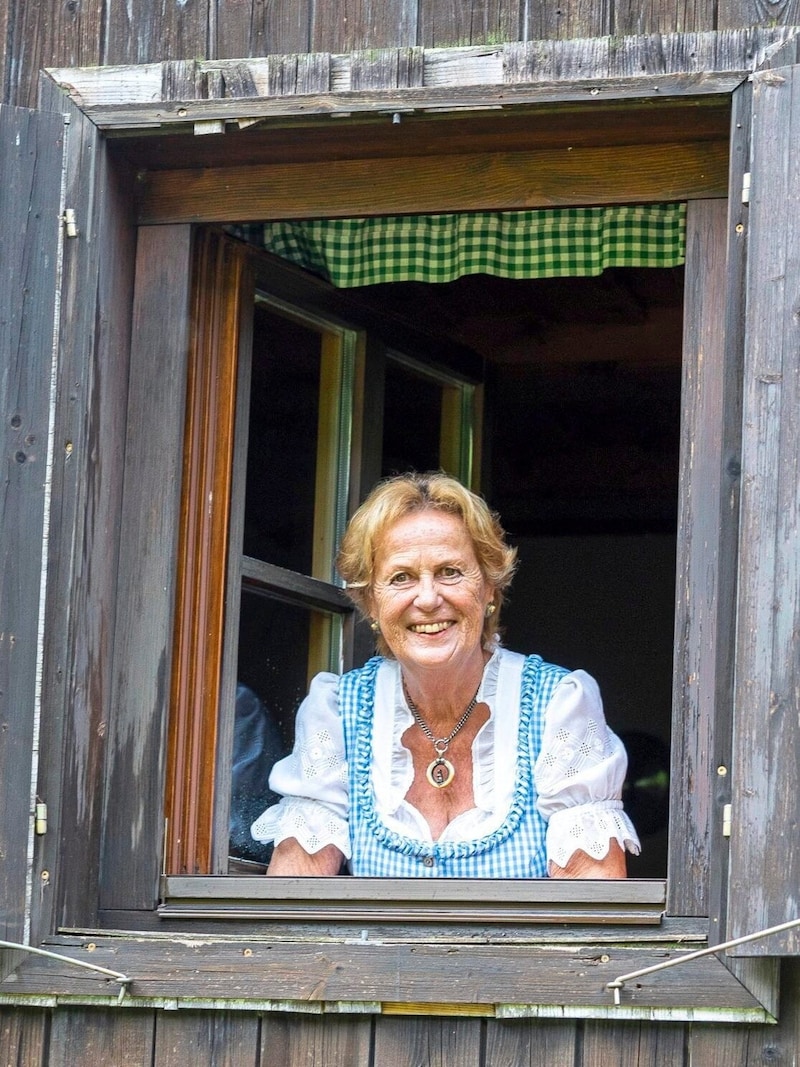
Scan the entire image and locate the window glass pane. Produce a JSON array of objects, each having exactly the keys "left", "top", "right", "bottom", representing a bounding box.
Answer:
[
  {"left": 381, "top": 360, "right": 443, "bottom": 476},
  {"left": 243, "top": 304, "right": 321, "bottom": 571},
  {"left": 230, "top": 589, "right": 337, "bottom": 864}
]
